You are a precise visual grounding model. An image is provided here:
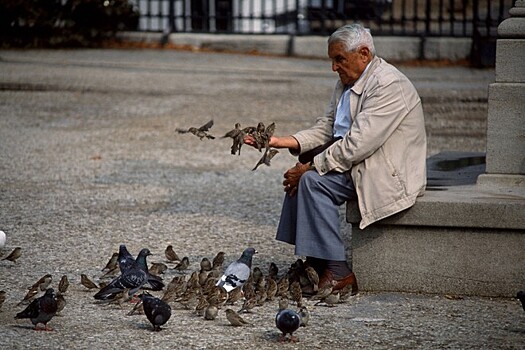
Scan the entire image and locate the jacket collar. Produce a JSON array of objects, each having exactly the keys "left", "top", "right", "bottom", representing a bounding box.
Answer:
[{"left": 350, "top": 56, "right": 381, "bottom": 95}]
